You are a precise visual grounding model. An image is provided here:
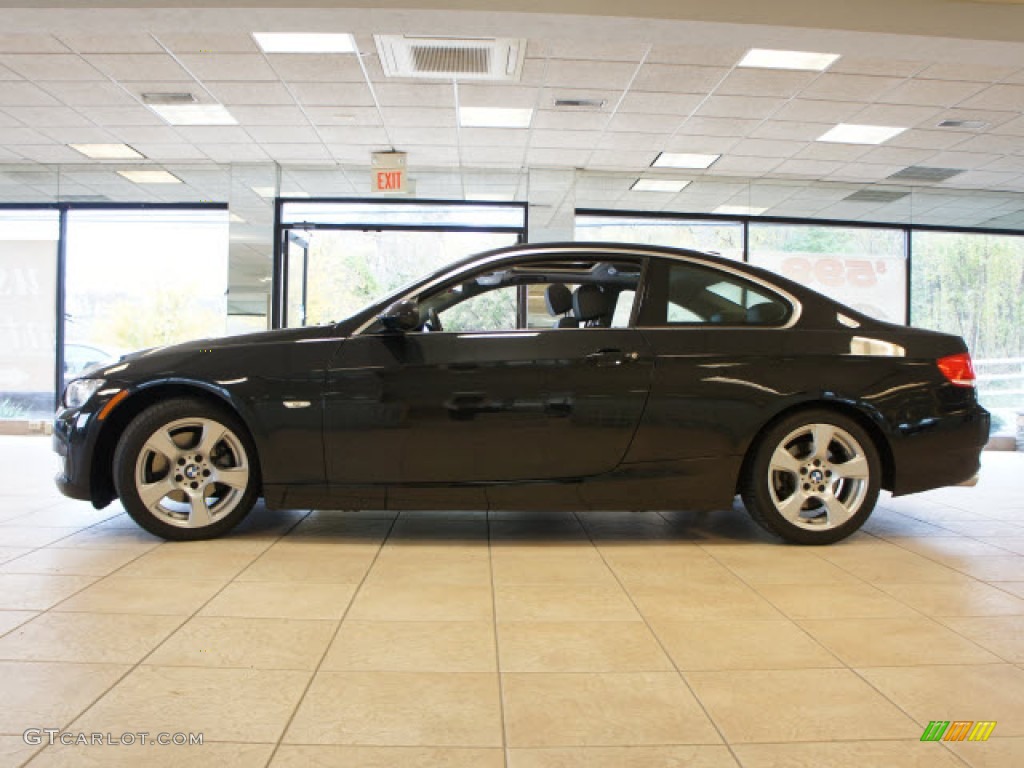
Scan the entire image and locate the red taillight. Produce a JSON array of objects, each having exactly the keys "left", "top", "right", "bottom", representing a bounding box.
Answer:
[{"left": 937, "top": 352, "right": 976, "bottom": 388}]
